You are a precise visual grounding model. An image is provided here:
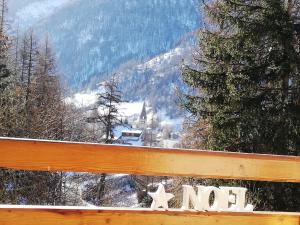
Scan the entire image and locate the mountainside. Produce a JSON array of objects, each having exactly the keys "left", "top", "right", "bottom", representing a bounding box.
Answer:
[
  {"left": 113, "top": 42, "right": 195, "bottom": 115},
  {"left": 8, "top": 0, "right": 201, "bottom": 114}
]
